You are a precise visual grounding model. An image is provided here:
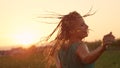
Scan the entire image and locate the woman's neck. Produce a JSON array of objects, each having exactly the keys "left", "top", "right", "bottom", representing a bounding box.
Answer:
[{"left": 70, "top": 38, "right": 83, "bottom": 44}]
